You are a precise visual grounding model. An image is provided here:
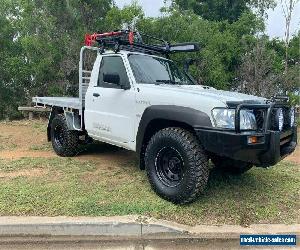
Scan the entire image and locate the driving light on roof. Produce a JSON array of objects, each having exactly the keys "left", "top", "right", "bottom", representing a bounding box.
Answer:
[{"left": 169, "top": 43, "right": 200, "bottom": 52}]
